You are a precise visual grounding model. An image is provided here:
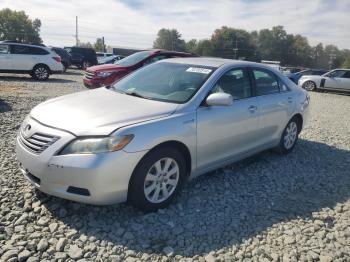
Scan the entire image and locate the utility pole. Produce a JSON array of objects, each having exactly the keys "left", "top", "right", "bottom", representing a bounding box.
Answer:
[
  {"left": 102, "top": 37, "right": 105, "bottom": 52},
  {"left": 75, "top": 16, "right": 78, "bottom": 46},
  {"left": 233, "top": 38, "right": 239, "bottom": 59},
  {"left": 329, "top": 53, "right": 336, "bottom": 70}
]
